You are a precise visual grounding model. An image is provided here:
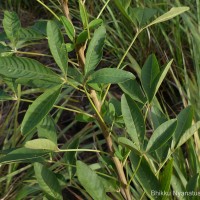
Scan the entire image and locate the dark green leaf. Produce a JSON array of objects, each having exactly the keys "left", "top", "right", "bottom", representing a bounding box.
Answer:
[
  {"left": 0, "top": 148, "right": 49, "bottom": 164},
  {"left": 68, "top": 66, "right": 83, "bottom": 83},
  {"left": 176, "top": 121, "right": 200, "bottom": 148},
  {"left": 119, "top": 79, "right": 146, "bottom": 104},
  {"left": 85, "top": 25, "right": 106, "bottom": 75},
  {"left": 121, "top": 94, "right": 145, "bottom": 148},
  {"left": 129, "top": 152, "right": 161, "bottom": 198},
  {"left": 146, "top": 119, "right": 177, "bottom": 152},
  {"left": 141, "top": 55, "right": 173, "bottom": 102},
  {"left": 130, "top": 7, "right": 157, "bottom": 27},
  {"left": 3, "top": 11, "right": 21, "bottom": 45},
  {"left": 47, "top": 20, "right": 68, "bottom": 75},
  {"left": 0, "top": 43, "right": 11, "bottom": 54},
  {"left": 18, "top": 27, "right": 45, "bottom": 43},
  {"left": 21, "top": 85, "right": 61, "bottom": 135},
  {"left": 88, "top": 68, "right": 134, "bottom": 84},
  {"left": 76, "top": 30, "right": 88, "bottom": 45},
  {"left": 76, "top": 161, "right": 107, "bottom": 200},
  {"left": 79, "top": 0, "right": 88, "bottom": 28},
  {"left": 15, "top": 77, "right": 63, "bottom": 88},
  {"left": 118, "top": 137, "right": 141, "bottom": 155},
  {"left": 150, "top": 104, "right": 168, "bottom": 129},
  {"left": 141, "top": 54, "right": 159, "bottom": 102},
  {"left": 0, "top": 90, "right": 13, "bottom": 101},
  {"left": 99, "top": 177, "right": 119, "bottom": 192},
  {"left": 172, "top": 106, "right": 193, "bottom": 148},
  {"left": 37, "top": 115, "right": 57, "bottom": 145},
  {"left": 0, "top": 56, "right": 60, "bottom": 80},
  {"left": 160, "top": 159, "right": 173, "bottom": 200},
  {"left": 60, "top": 16, "right": 75, "bottom": 42},
  {"left": 34, "top": 162, "right": 63, "bottom": 200},
  {"left": 31, "top": 20, "right": 47, "bottom": 35},
  {"left": 186, "top": 174, "right": 199, "bottom": 195}
]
